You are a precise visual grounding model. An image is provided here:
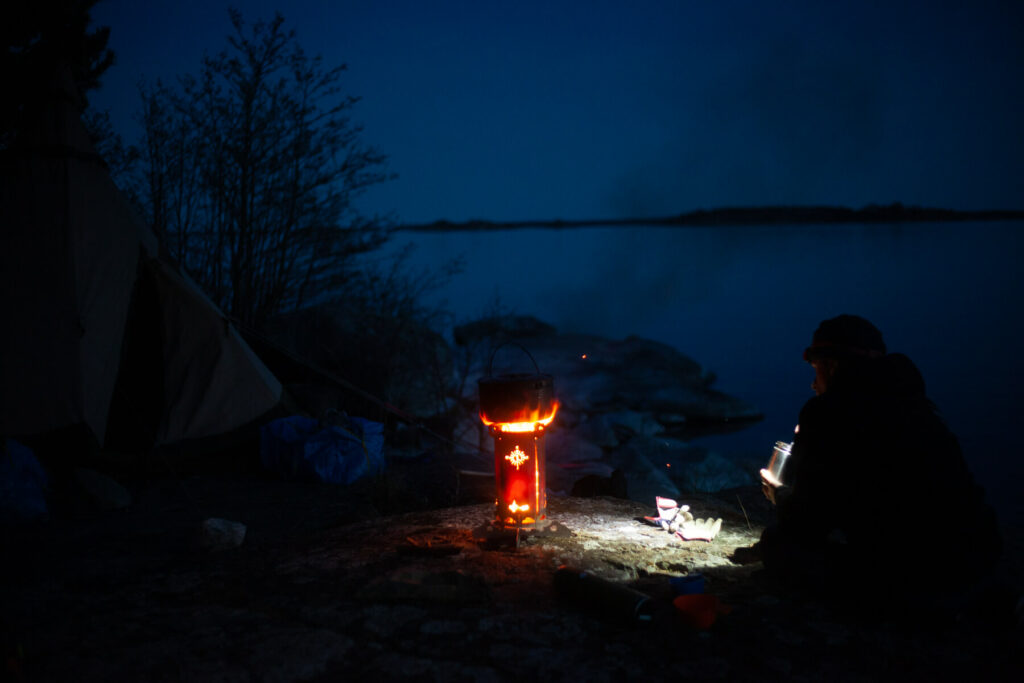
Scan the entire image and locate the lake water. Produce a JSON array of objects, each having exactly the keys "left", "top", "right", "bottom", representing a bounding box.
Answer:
[{"left": 390, "top": 221, "right": 1024, "bottom": 521}]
